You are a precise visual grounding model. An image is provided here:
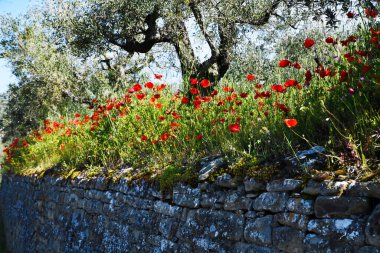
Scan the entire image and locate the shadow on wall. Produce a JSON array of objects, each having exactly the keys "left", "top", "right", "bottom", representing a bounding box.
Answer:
[{"left": 0, "top": 176, "right": 8, "bottom": 253}]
